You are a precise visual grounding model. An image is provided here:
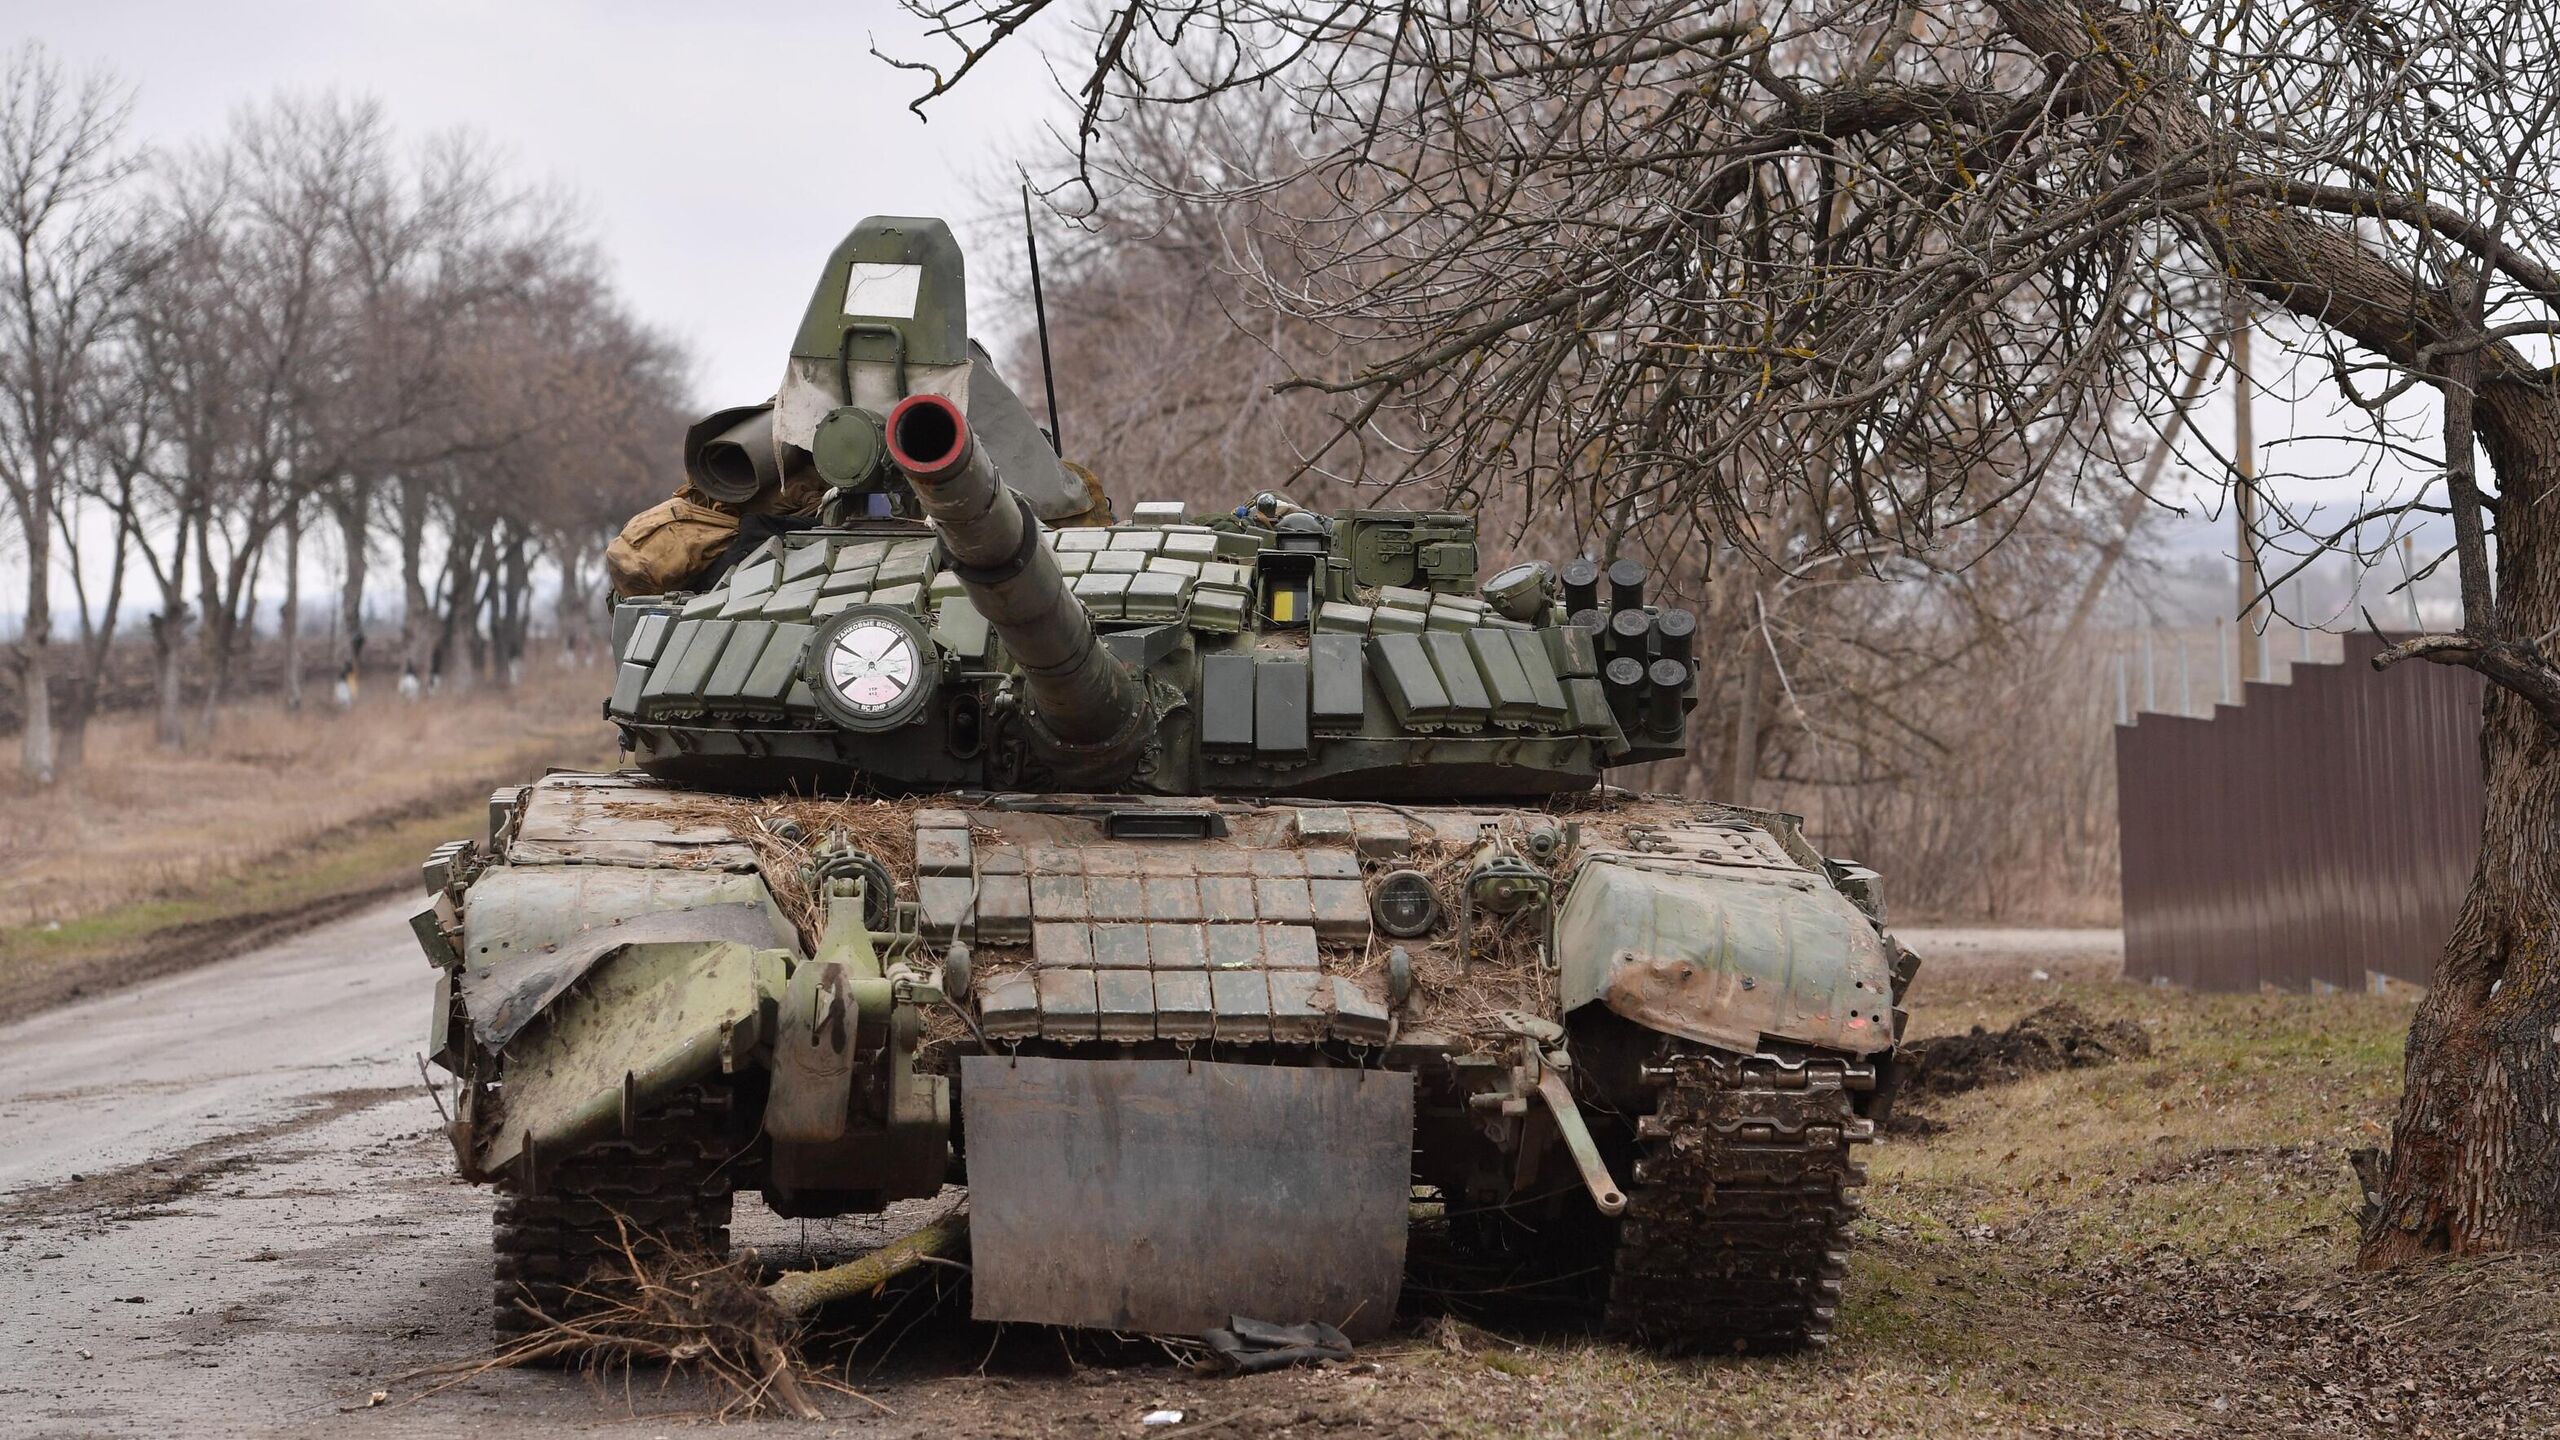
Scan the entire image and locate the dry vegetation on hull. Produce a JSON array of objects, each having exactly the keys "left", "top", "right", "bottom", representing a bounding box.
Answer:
[
  {"left": 605, "top": 789, "right": 1576, "bottom": 1049},
  {"left": 616, "top": 792, "right": 930, "bottom": 943}
]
